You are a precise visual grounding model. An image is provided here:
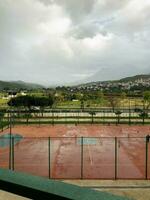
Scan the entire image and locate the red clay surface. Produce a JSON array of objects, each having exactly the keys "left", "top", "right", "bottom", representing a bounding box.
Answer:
[{"left": 0, "top": 124, "right": 150, "bottom": 179}]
